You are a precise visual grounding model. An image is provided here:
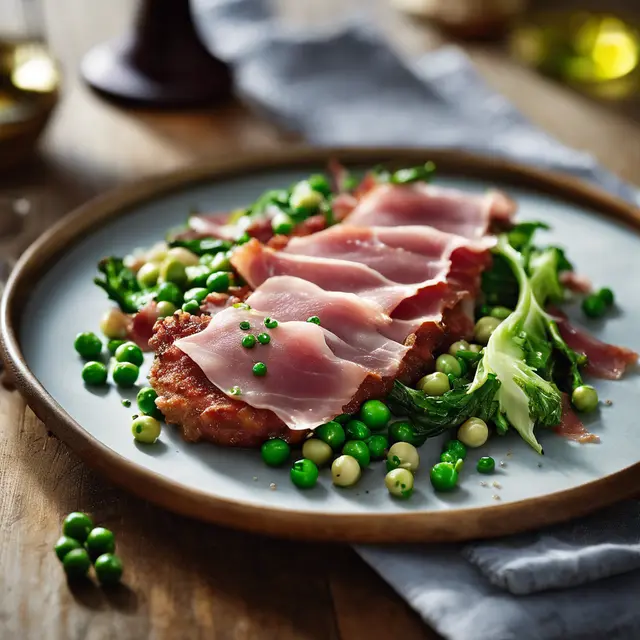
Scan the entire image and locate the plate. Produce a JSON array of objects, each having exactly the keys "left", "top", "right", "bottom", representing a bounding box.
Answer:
[{"left": 3, "top": 148, "right": 640, "bottom": 543}]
